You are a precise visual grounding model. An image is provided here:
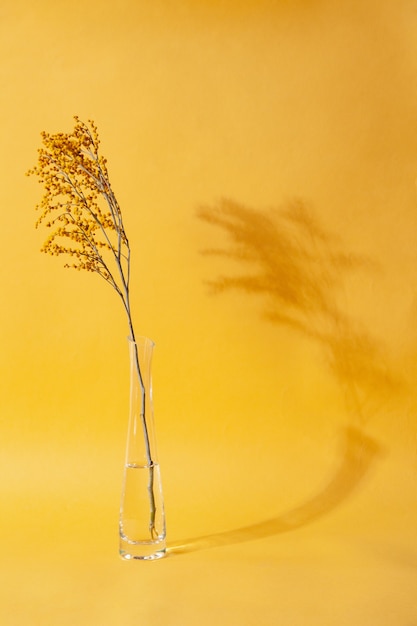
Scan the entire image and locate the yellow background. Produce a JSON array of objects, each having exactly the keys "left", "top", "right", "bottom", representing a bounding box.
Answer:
[{"left": 1, "top": 0, "right": 417, "bottom": 623}]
